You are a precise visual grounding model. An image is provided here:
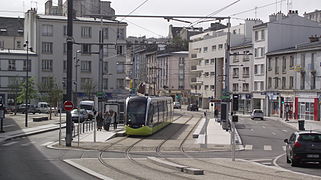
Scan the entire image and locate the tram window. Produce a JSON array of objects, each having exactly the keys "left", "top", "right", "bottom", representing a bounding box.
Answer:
[
  {"left": 127, "top": 101, "right": 146, "bottom": 125},
  {"left": 148, "top": 104, "right": 154, "bottom": 124}
]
